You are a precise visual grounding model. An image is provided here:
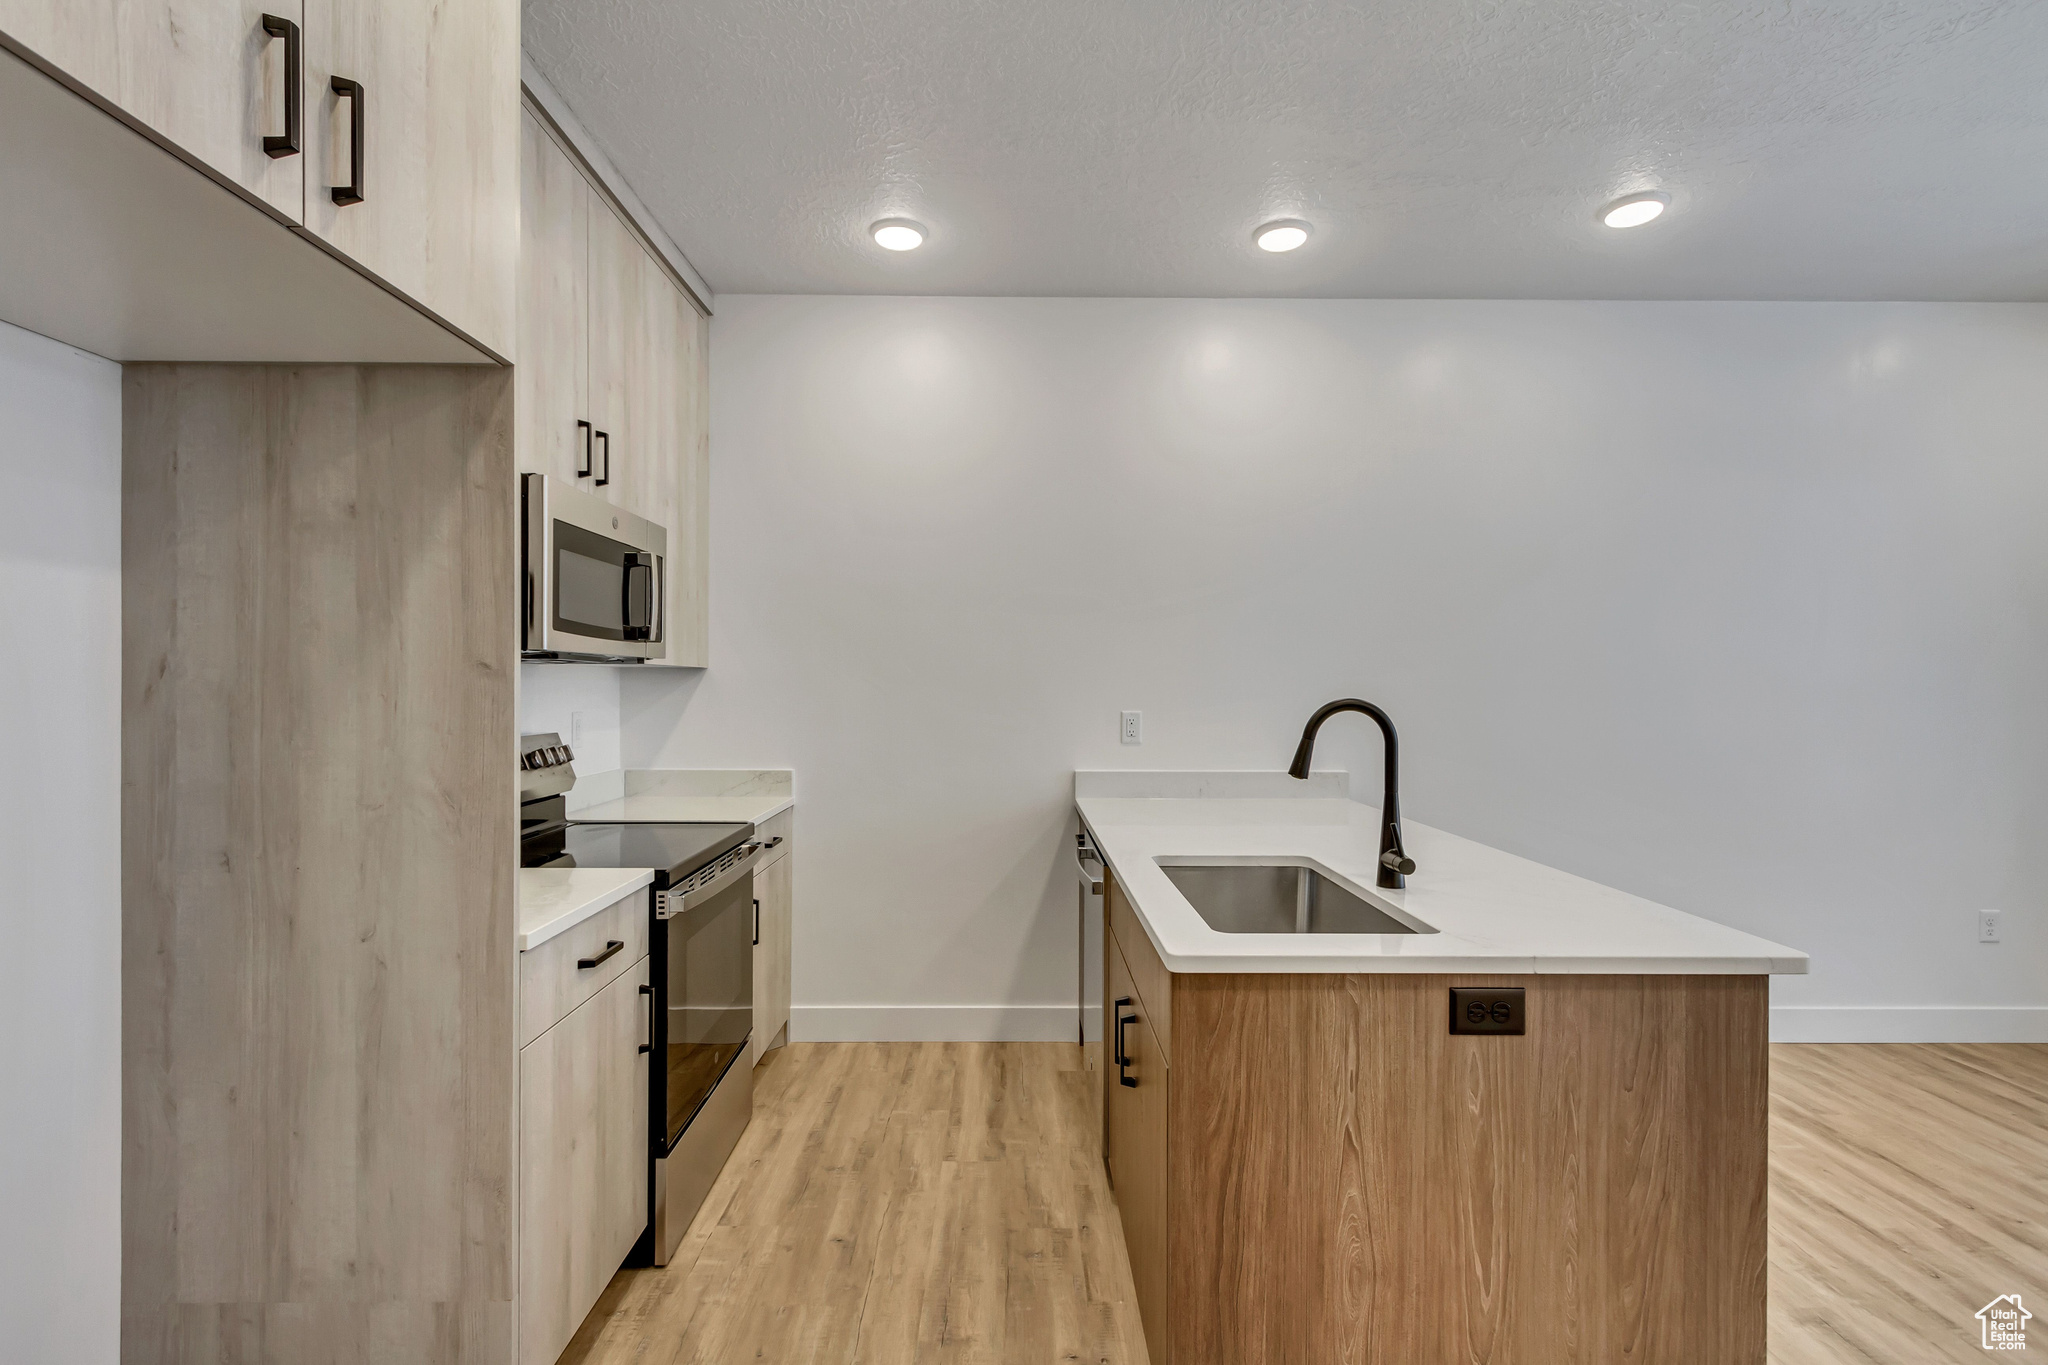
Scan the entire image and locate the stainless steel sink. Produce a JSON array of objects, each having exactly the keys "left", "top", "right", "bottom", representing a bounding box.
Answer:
[{"left": 1158, "top": 861, "right": 1433, "bottom": 934}]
